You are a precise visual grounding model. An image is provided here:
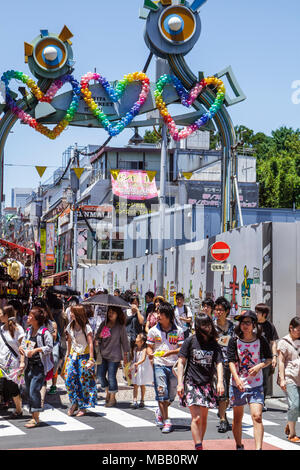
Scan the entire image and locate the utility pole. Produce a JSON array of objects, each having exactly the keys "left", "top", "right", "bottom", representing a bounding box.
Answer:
[
  {"left": 156, "top": 58, "right": 170, "bottom": 297},
  {"left": 157, "top": 123, "right": 167, "bottom": 297},
  {"left": 71, "top": 143, "right": 79, "bottom": 291}
]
